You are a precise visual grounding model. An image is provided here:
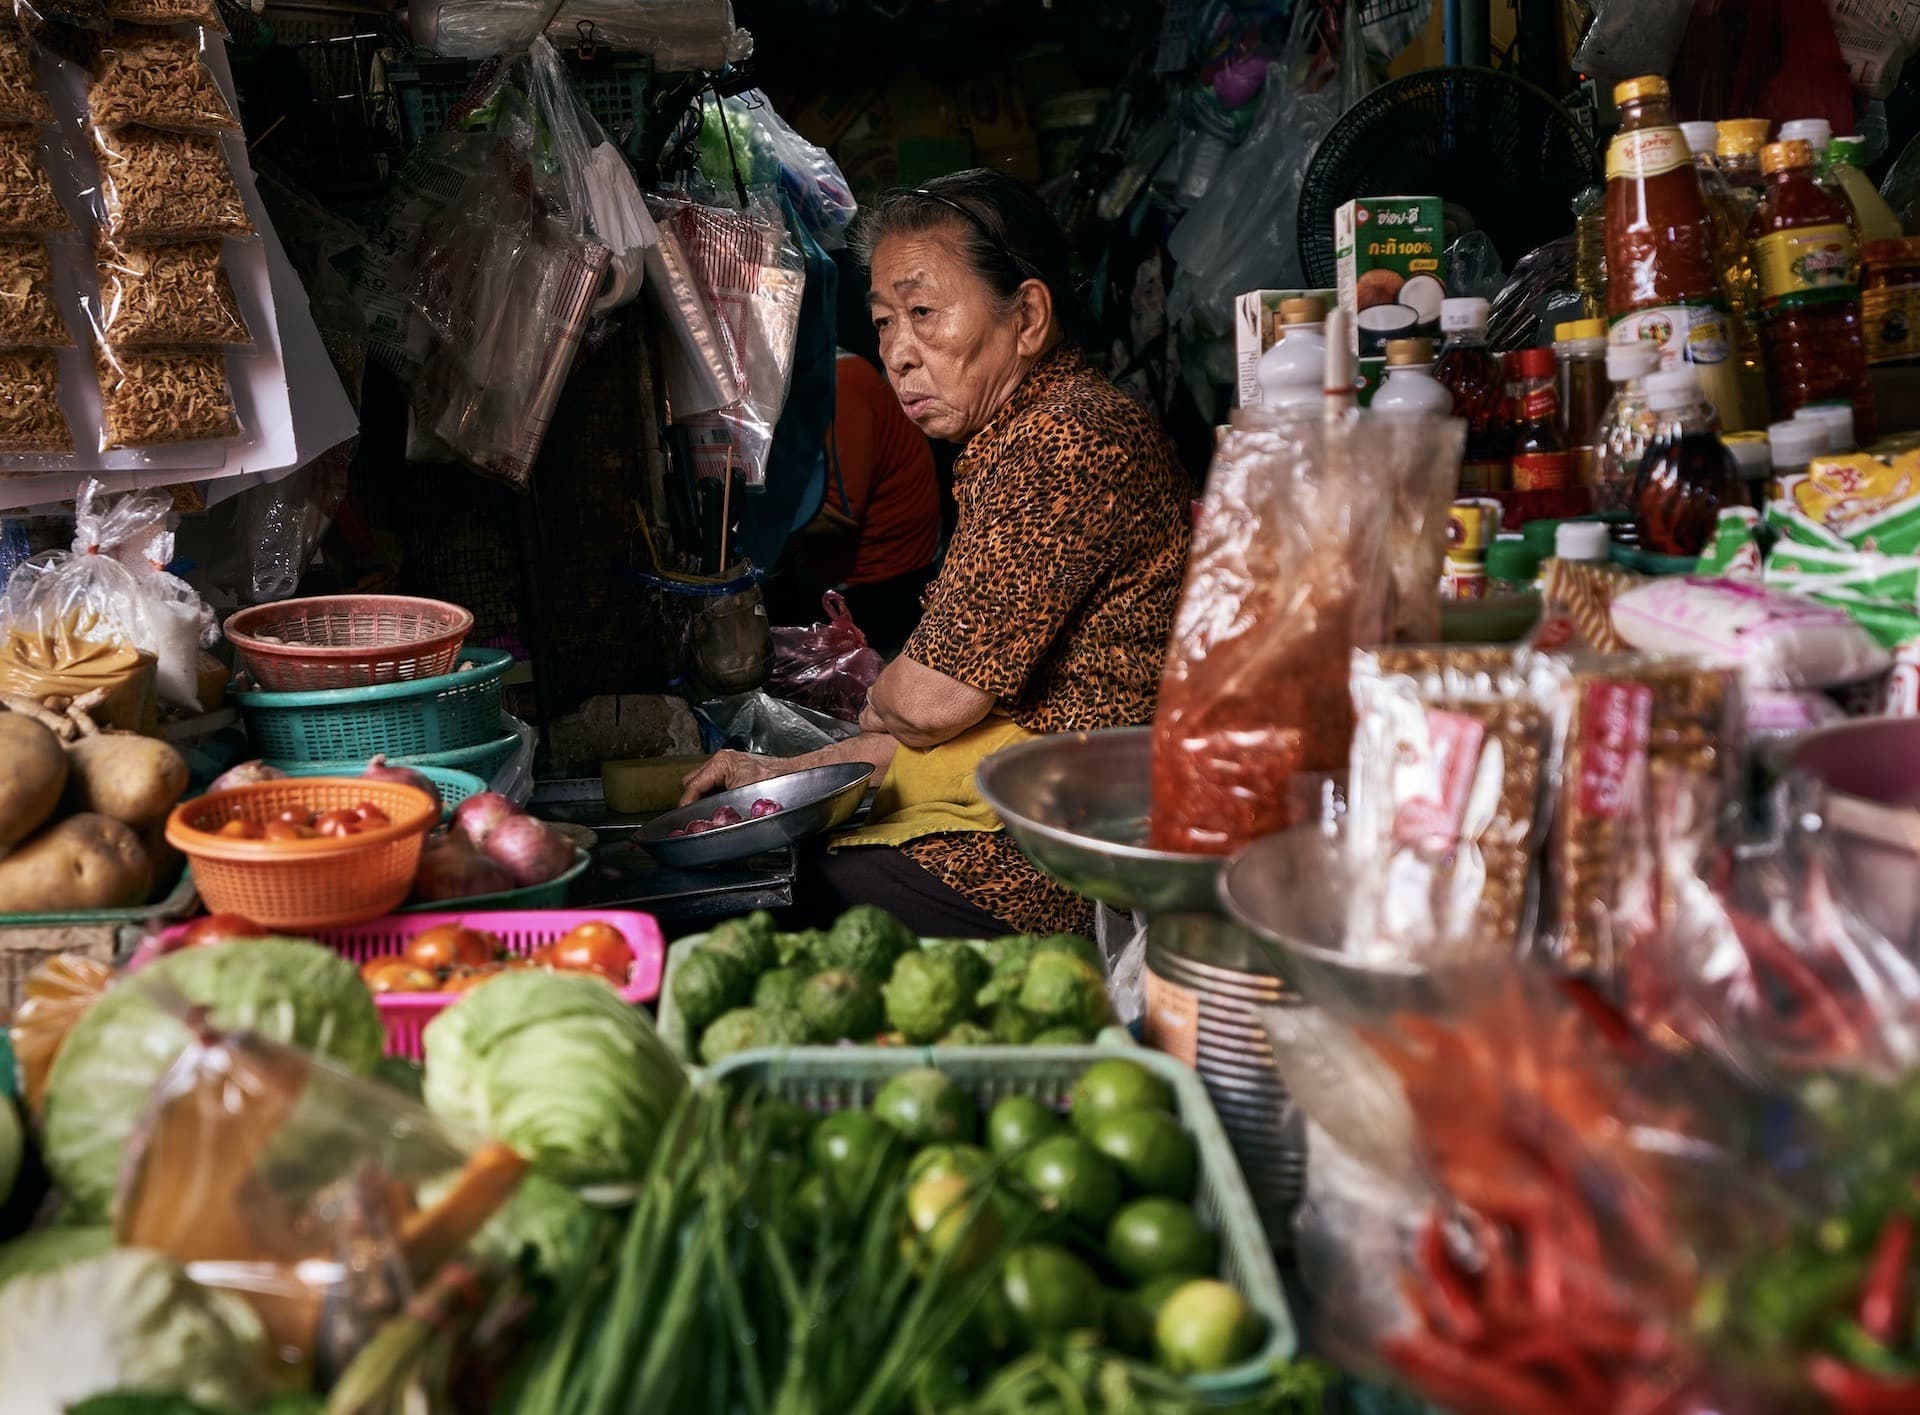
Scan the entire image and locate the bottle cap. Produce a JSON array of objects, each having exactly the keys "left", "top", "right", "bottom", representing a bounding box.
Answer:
[
  {"left": 1763, "top": 140, "right": 1816, "bottom": 175},
  {"left": 1681, "top": 121, "right": 1720, "bottom": 157},
  {"left": 1439, "top": 297, "right": 1490, "bottom": 333},
  {"left": 1613, "top": 75, "right": 1669, "bottom": 105},
  {"left": 1385, "top": 338, "right": 1434, "bottom": 366},
  {"left": 1521, "top": 519, "right": 1562, "bottom": 556},
  {"left": 1513, "top": 347, "right": 1556, "bottom": 377},
  {"left": 1780, "top": 118, "right": 1833, "bottom": 153},
  {"left": 1556, "top": 521, "right": 1612, "bottom": 562},
  {"left": 1716, "top": 118, "right": 1771, "bottom": 158},
  {"left": 1767, "top": 419, "right": 1828, "bottom": 469},
  {"left": 1644, "top": 367, "right": 1703, "bottom": 413},
  {"left": 1724, "top": 432, "right": 1772, "bottom": 481},
  {"left": 1606, "top": 342, "right": 1661, "bottom": 382},
  {"left": 1829, "top": 135, "right": 1866, "bottom": 165},
  {"left": 1794, "top": 402, "right": 1857, "bottom": 452},
  {"left": 1553, "top": 317, "right": 1608, "bottom": 344},
  {"left": 1279, "top": 295, "right": 1327, "bottom": 325},
  {"left": 1485, "top": 538, "right": 1541, "bottom": 585}
]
